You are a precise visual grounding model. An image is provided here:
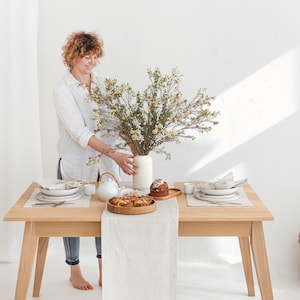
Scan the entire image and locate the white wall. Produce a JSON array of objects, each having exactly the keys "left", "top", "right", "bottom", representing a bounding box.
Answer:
[{"left": 38, "top": 0, "right": 300, "bottom": 275}]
